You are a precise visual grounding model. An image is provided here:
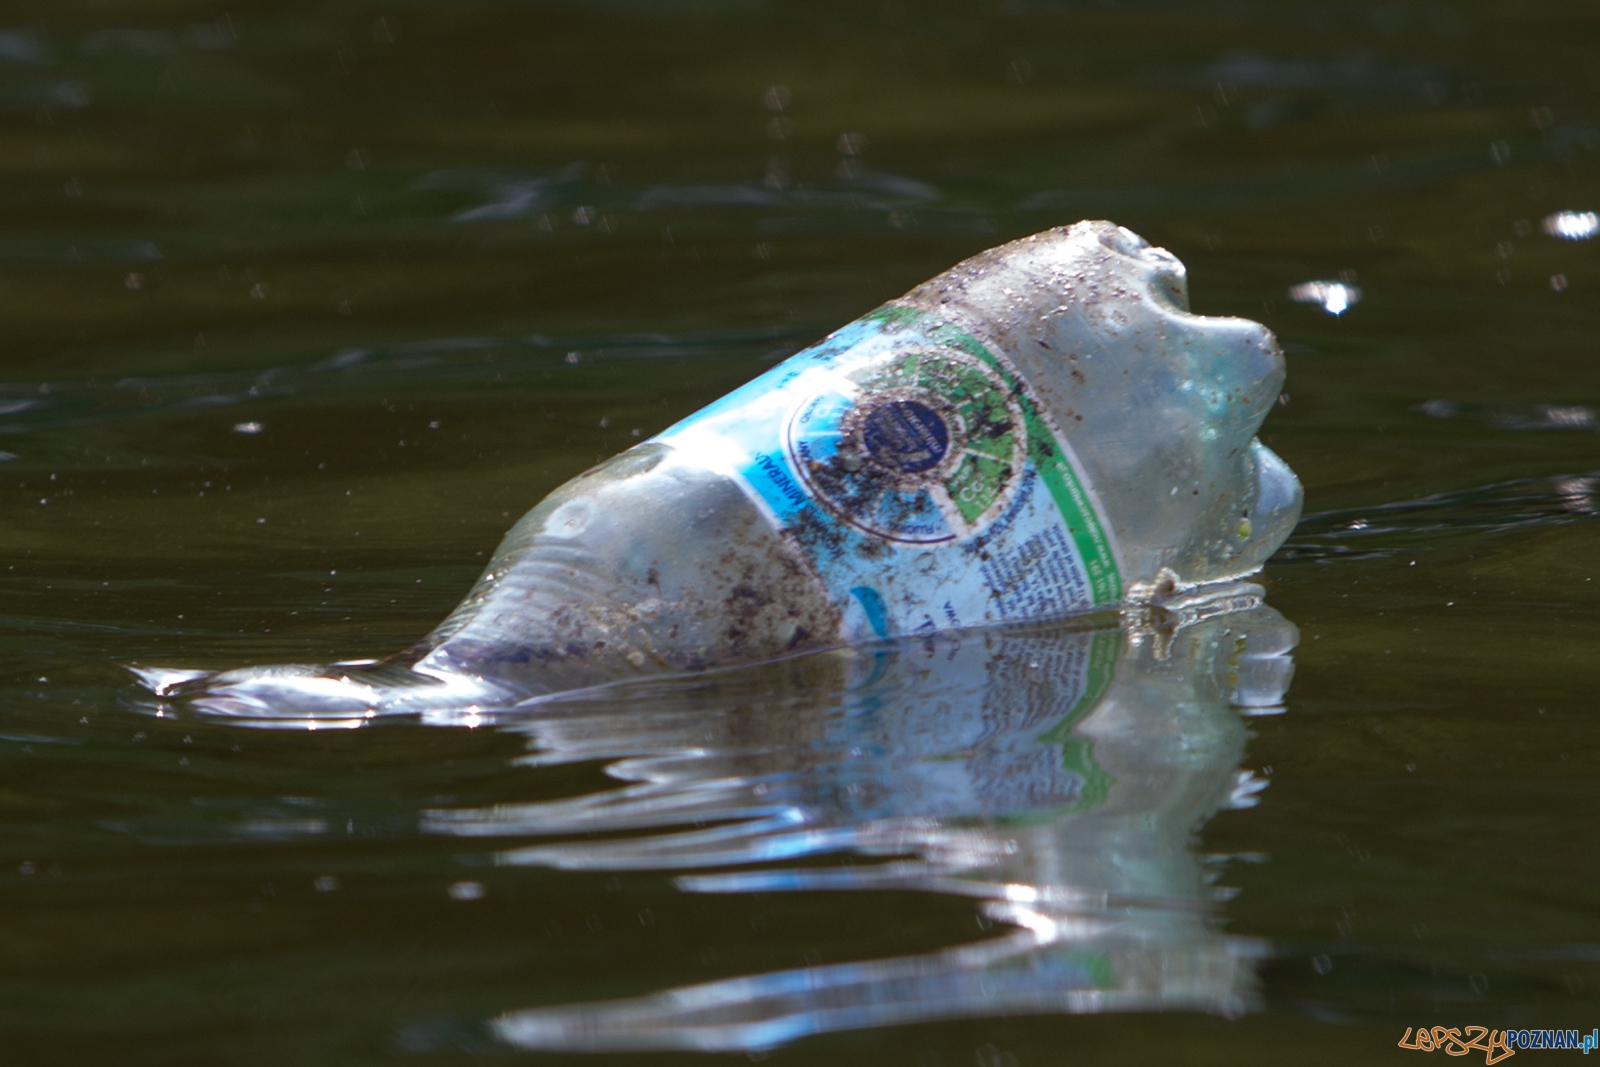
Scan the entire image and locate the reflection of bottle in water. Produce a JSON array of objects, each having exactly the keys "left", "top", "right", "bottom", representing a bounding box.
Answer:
[
  {"left": 420, "top": 592, "right": 1298, "bottom": 1052},
  {"left": 815, "top": 623, "right": 1123, "bottom": 822},
  {"left": 142, "top": 221, "right": 1300, "bottom": 715}
]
